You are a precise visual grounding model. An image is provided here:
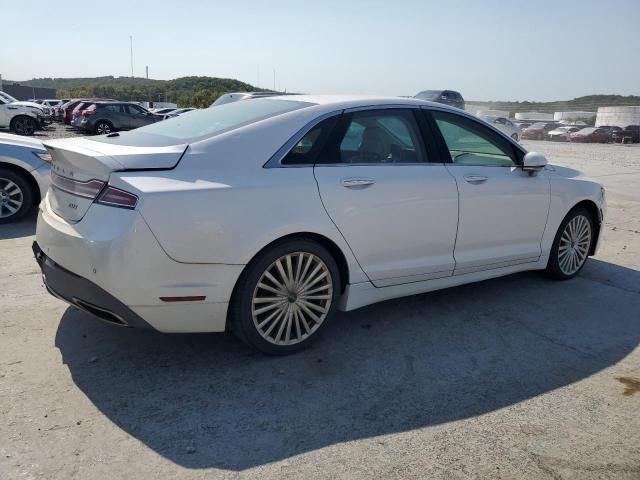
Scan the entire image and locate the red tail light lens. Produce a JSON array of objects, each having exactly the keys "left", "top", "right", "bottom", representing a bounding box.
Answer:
[
  {"left": 51, "top": 172, "right": 106, "bottom": 199},
  {"left": 95, "top": 186, "right": 138, "bottom": 209}
]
